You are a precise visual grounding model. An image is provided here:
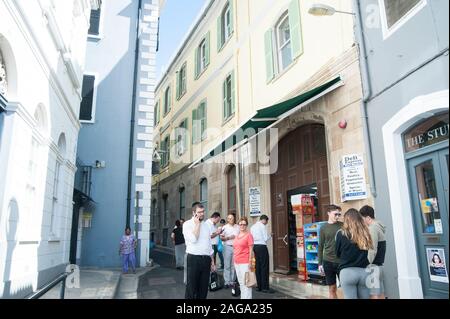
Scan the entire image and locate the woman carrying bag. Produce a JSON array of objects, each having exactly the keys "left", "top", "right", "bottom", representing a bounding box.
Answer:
[{"left": 233, "top": 217, "right": 255, "bottom": 299}]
